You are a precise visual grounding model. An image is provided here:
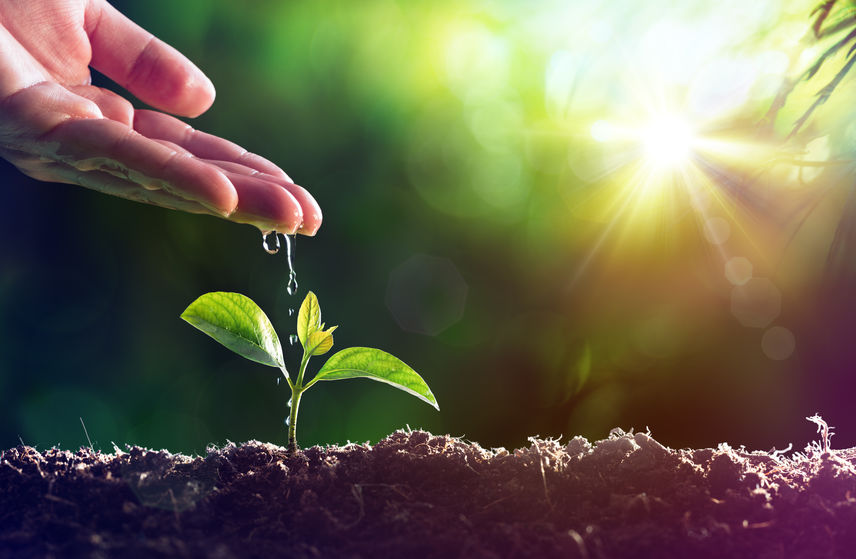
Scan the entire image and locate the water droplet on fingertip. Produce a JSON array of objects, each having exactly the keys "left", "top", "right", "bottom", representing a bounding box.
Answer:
[{"left": 262, "top": 230, "right": 280, "bottom": 254}]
